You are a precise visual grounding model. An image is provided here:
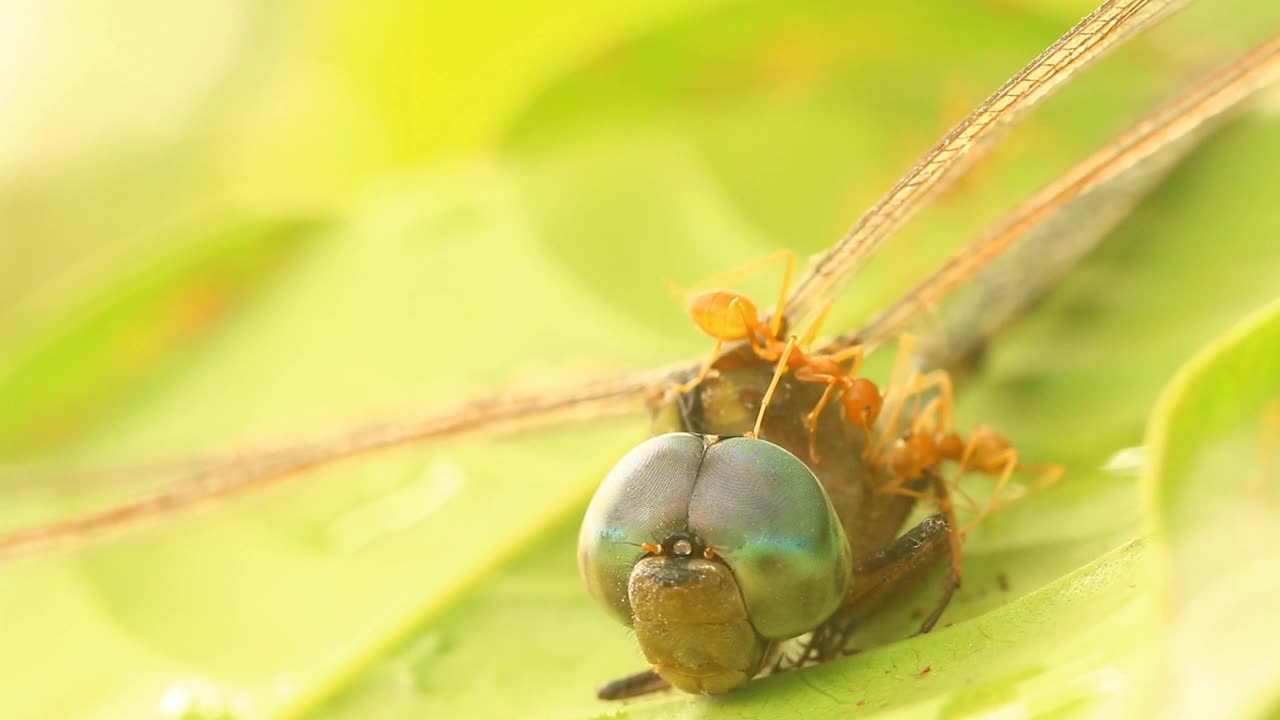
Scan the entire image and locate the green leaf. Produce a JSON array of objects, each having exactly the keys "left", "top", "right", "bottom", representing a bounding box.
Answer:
[
  {"left": 320, "top": 527, "right": 1156, "bottom": 720},
  {"left": 1, "top": 2, "right": 1278, "bottom": 720},
  {"left": 0, "top": 219, "right": 317, "bottom": 460},
  {"left": 1143, "top": 298, "right": 1280, "bottom": 720}
]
